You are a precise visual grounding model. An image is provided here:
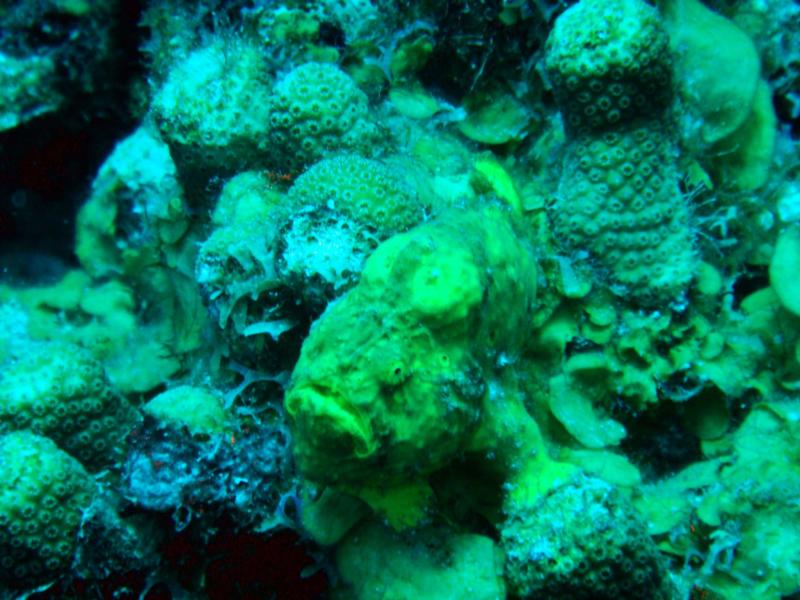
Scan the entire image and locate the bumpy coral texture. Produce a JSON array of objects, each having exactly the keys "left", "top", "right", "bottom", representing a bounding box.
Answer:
[
  {"left": 553, "top": 126, "right": 695, "bottom": 295},
  {"left": 502, "top": 475, "right": 672, "bottom": 599},
  {"left": 0, "top": 431, "right": 95, "bottom": 589},
  {"left": 287, "top": 155, "right": 424, "bottom": 235},
  {"left": 268, "top": 63, "right": 380, "bottom": 170},
  {"left": 0, "top": 342, "right": 134, "bottom": 471},
  {"left": 545, "top": 0, "right": 695, "bottom": 301},
  {"left": 545, "top": 0, "right": 671, "bottom": 134},
  {"left": 152, "top": 40, "right": 273, "bottom": 192},
  {"left": 277, "top": 154, "right": 426, "bottom": 309}
]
